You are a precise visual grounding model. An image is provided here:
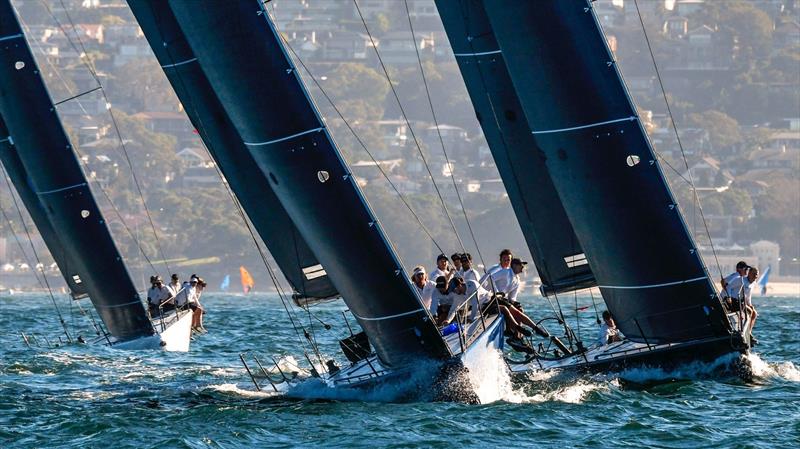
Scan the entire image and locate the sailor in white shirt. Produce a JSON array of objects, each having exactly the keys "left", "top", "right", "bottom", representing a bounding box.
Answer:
[
  {"left": 597, "top": 311, "right": 622, "bottom": 346},
  {"left": 410, "top": 266, "right": 436, "bottom": 310},
  {"left": 460, "top": 253, "right": 480, "bottom": 284},
  {"left": 147, "top": 276, "right": 173, "bottom": 314},
  {"left": 166, "top": 273, "right": 182, "bottom": 297},
  {"left": 430, "top": 253, "right": 450, "bottom": 283},
  {"left": 721, "top": 261, "right": 749, "bottom": 301},
  {"left": 479, "top": 249, "right": 514, "bottom": 294},
  {"left": 448, "top": 277, "right": 492, "bottom": 323},
  {"left": 742, "top": 266, "right": 760, "bottom": 342},
  {"left": 451, "top": 253, "right": 463, "bottom": 279},
  {"left": 429, "top": 275, "right": 452, "bottom": 324}
]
